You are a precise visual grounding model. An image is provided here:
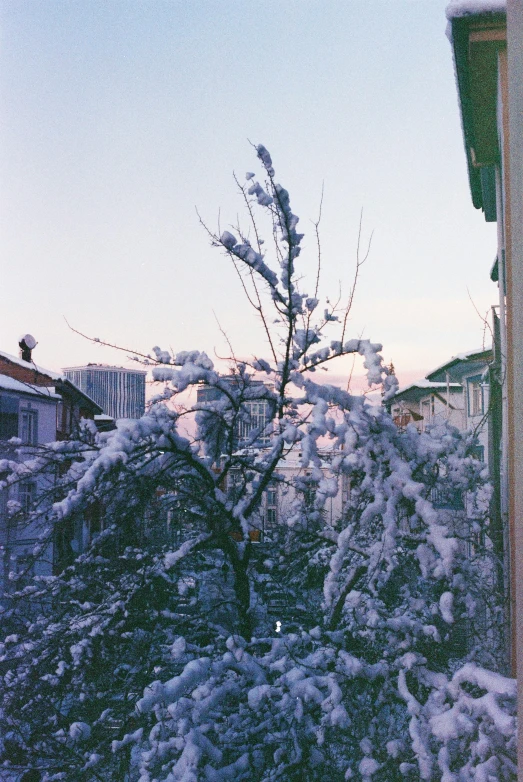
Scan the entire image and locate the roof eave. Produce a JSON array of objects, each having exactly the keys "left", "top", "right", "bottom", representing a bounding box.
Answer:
[
  {"left": 426, "top": 348, "right": 492, "bottom": 381},
  {"left": 450, "top": 12, "right": 506, "bottom": 217}
]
